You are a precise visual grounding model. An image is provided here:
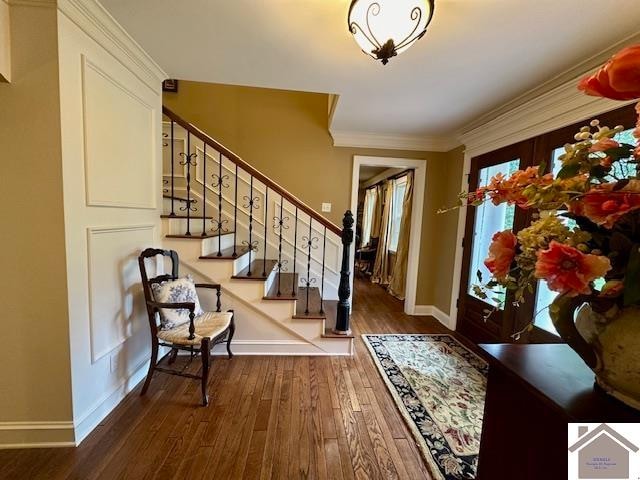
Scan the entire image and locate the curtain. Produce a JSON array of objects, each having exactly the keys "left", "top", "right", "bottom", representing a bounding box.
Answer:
[
  {"left": 360, "top": 188, "right": 377, "bottom": 247},
  {"left": 370, "top": 184, "right": 383, "bottom": 240},
  {"left": 371, "top": 180, "right": 394, "bottom": 285},
  {"left": 388, "top": 171, "right": 414, "bottom": 299}
]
